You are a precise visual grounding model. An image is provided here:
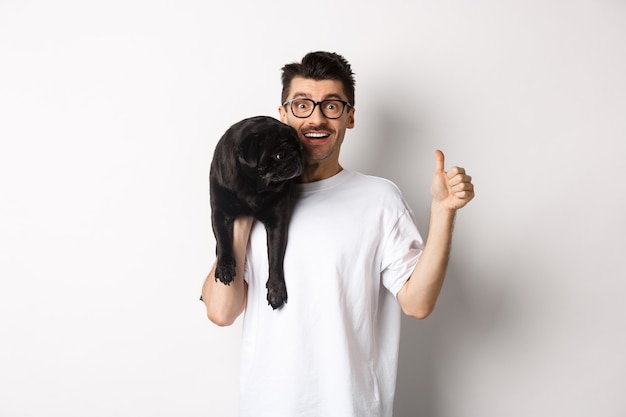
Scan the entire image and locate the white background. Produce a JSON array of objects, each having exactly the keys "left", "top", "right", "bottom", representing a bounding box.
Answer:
[{"left": 1, "top": 1, "right": 625, "bottom": 416}]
